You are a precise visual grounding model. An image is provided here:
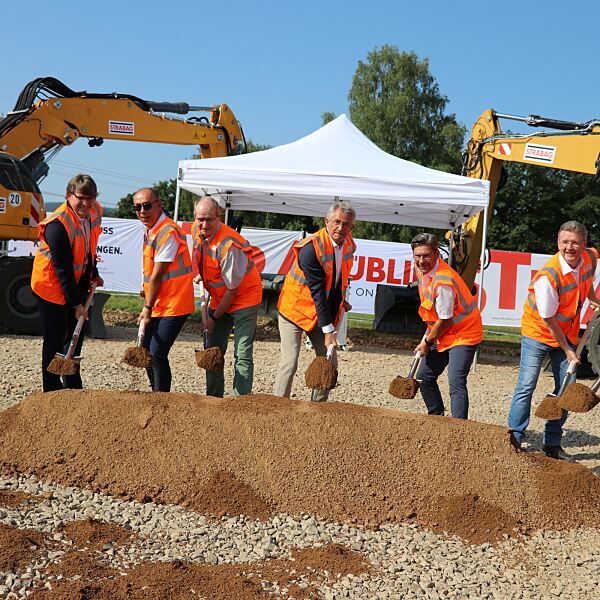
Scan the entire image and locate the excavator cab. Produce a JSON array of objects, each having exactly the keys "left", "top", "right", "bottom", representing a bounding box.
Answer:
[{"left": 0, "top": 153, "right": 43, "bottom": 245}]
